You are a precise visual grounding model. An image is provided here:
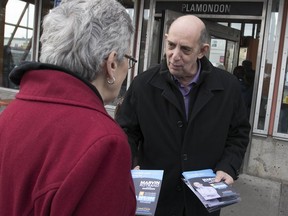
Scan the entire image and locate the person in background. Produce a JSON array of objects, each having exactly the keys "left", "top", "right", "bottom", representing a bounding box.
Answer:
[
  {"left": 116, "top": 15, "right": 250, "bottom": 216},
  {"left": 2, "top": 45, "right": 16, "bottom": 88},
  {"left": 233, "top": 65, "right": 246, "bottom": 82},
  {"left": 0, "top": 0, "right": 136, "bottom": 215},
  {"left": 242, "top": 60, "right": 255, "bottom": 106},
  {"left": 242, "top": 60, "right": 255, "bottom": 88},
  {"left": 233, "top": 65, "right": 253, "bottom": 118}
]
